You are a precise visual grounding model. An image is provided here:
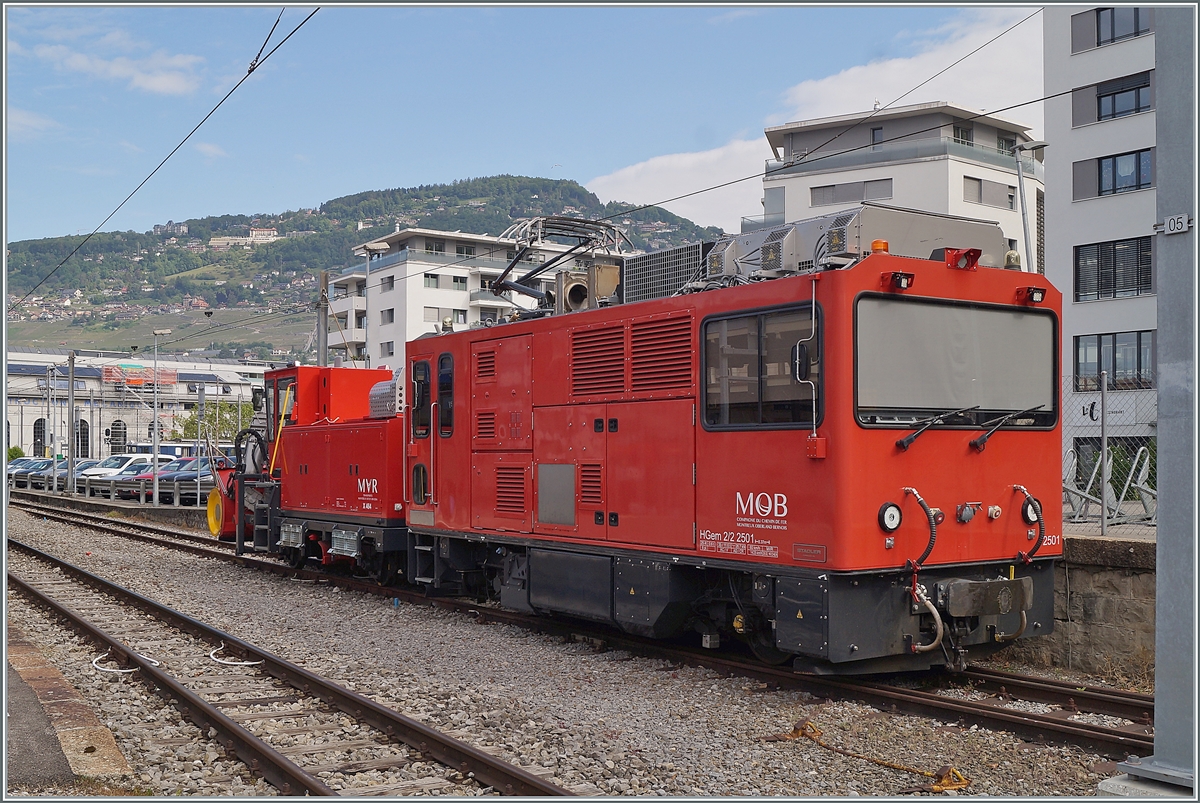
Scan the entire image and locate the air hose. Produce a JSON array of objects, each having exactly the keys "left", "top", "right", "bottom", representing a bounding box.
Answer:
[
  {"left": 901, "top": 487, "right": 944, "bottom": 654},
  {"left": 1012, "top": 484, "right": 1045, "bottom": 563},
  {"left": 233, "top": 428, "right": 268, "bottom": 476}
]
